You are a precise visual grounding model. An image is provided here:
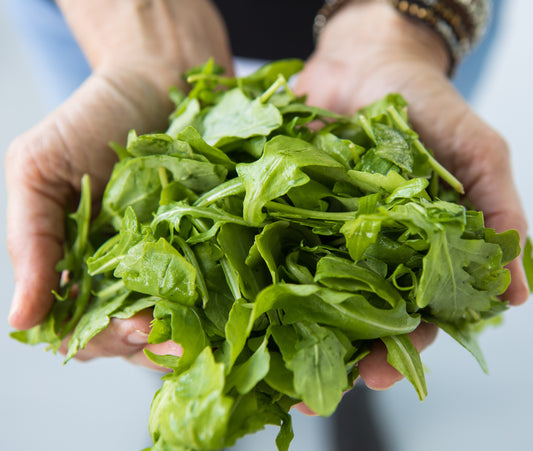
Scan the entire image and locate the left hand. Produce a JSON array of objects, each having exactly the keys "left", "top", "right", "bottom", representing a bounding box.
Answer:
[{"left": 295, "top": 1, "right": 529, "bottom": 394}]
